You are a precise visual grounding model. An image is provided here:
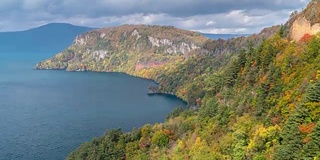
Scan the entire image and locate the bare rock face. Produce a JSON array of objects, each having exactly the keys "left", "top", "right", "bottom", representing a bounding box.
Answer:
[
  {"left": 290, "top": 17, "right": 320, "bottom": 41},
  {"left": 289, "top": 0, "right": 320, "bottom": 41}
]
